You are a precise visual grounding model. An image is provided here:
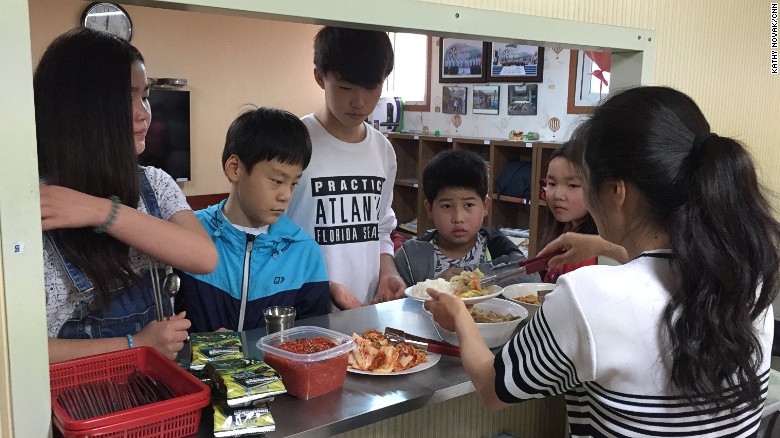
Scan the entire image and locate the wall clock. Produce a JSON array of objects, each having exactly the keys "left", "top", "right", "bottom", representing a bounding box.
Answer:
[{"left": 81, "top": 2, "right": 133, "bottom": 41}]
